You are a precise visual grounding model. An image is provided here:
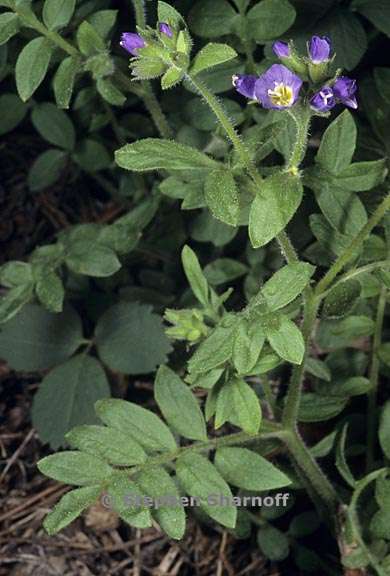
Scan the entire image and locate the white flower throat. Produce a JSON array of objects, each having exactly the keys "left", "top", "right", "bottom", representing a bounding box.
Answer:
[{"left": 268, "top": 82, "right": 294, "bottom": 106}]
